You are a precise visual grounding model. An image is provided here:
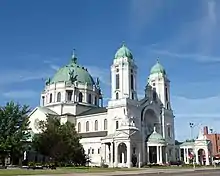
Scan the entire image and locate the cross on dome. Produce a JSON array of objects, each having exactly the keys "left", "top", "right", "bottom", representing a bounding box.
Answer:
[
  {"left": 156, "top": 57, "right": 160, "bottom": 63},
  {"left": 153, "top": 126, "right": 157, "bottom": 133},
  {"left": 122, "top": 41, "right": 126, "bottom": 47},
  {"left": 71, "top": 49, "right": 77, "bottom": 64}
]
